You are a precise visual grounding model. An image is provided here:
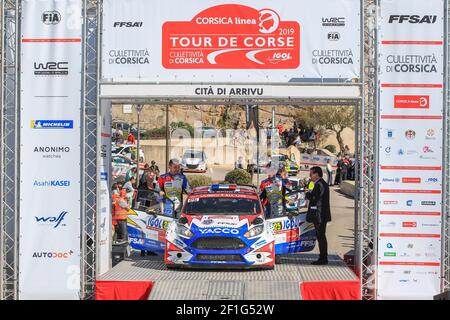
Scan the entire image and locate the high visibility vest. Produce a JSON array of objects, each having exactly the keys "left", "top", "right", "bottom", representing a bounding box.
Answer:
[{"left": 113, "top": 196, "right": 129, "bottom": 221}]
